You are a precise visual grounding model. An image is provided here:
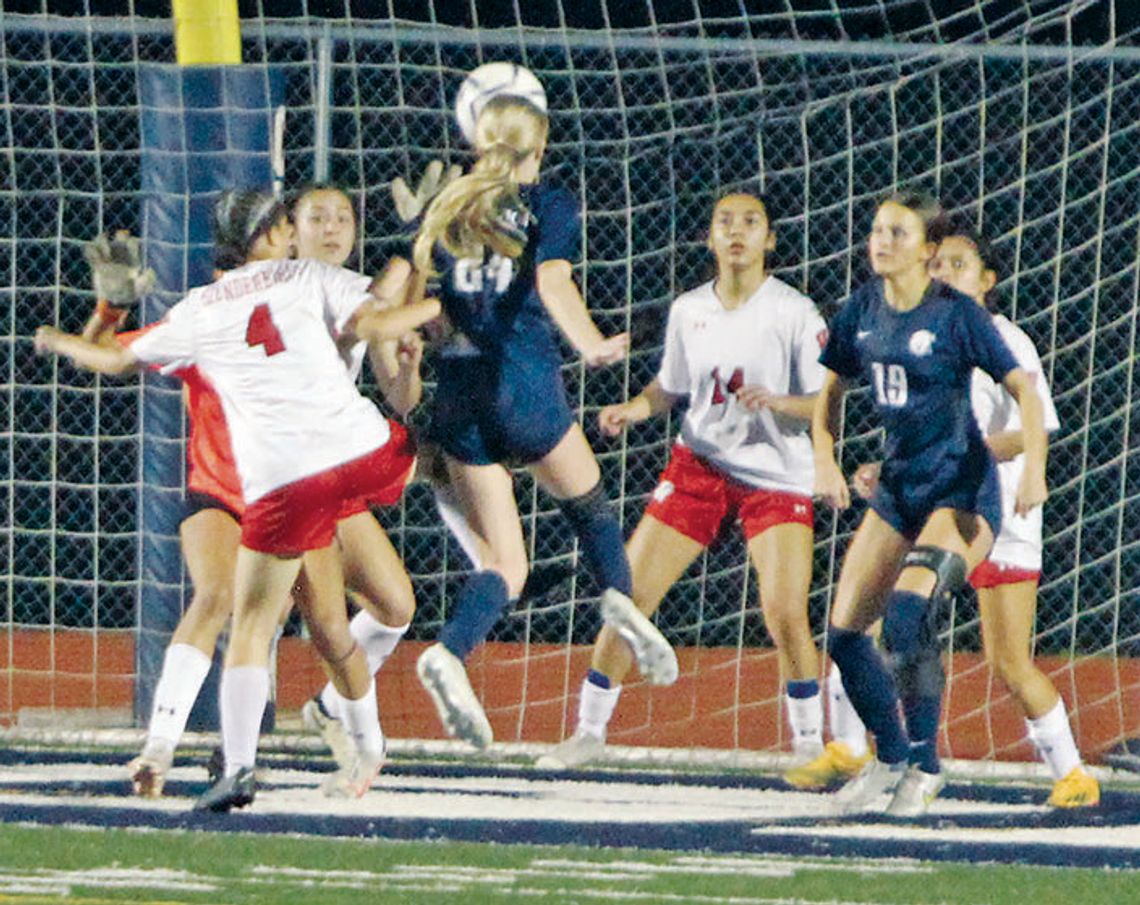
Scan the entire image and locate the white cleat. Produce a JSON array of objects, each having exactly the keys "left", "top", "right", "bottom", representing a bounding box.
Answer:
[
  {"left": 127, "top": 739, "right": 175, "bottom": 798},
  {"left": 322, "top": 748, "right": 385, "bottom": 799},
  {"left": 885, "top": 766, "right": 945, "bottom": 817},
  {"left": 535, "top": 730, "right": 606, "bottom": 770},
  {"left": 301, "top": 696, "right": 355, "bottom": 771},
  {"left": 833, "top": 758, "right": 906, "bottom": 814},
  {"left": 600, "top": 589, "right": 678, "bottom": 686},
  {"left": 416, "top": 643, "right": 493, "bottom": 750}
]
